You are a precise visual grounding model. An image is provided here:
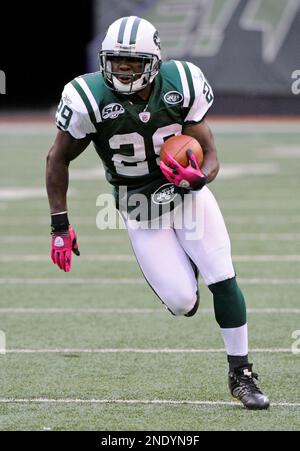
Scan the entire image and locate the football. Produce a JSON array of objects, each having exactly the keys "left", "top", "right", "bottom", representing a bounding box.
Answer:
[{"left": 160, "top": 135, "right": 203, "bottom": 168}]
